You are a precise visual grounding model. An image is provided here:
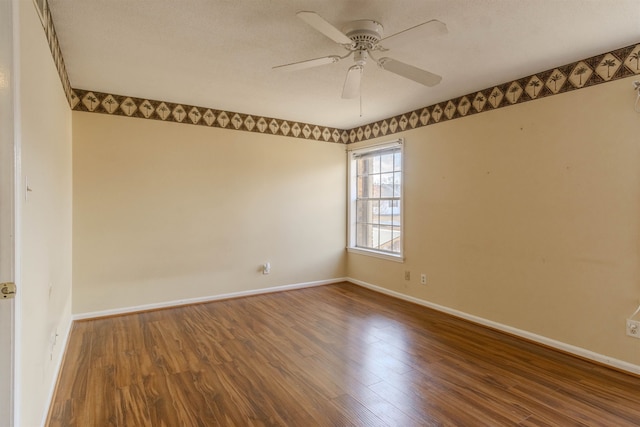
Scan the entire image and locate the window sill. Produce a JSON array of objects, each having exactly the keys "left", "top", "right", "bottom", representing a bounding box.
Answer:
[{"left": 347, "top": 247, "right": 404, "bottom": 263}]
